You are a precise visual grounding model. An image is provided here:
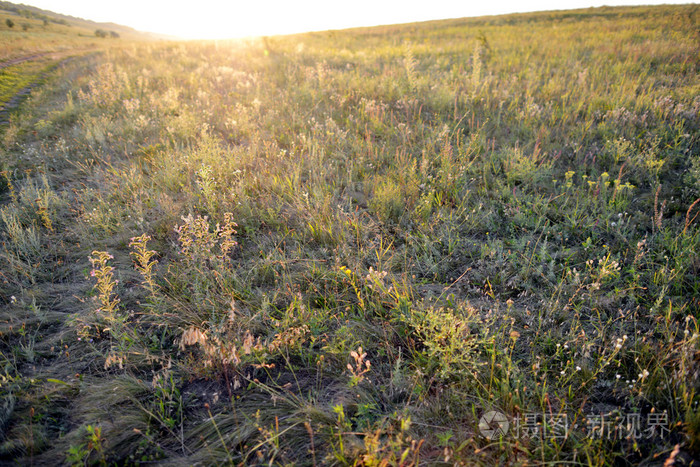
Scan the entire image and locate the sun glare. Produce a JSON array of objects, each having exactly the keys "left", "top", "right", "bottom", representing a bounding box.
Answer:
[{"left": 14, "top": 0, "right": 697, "bottom": 39}]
